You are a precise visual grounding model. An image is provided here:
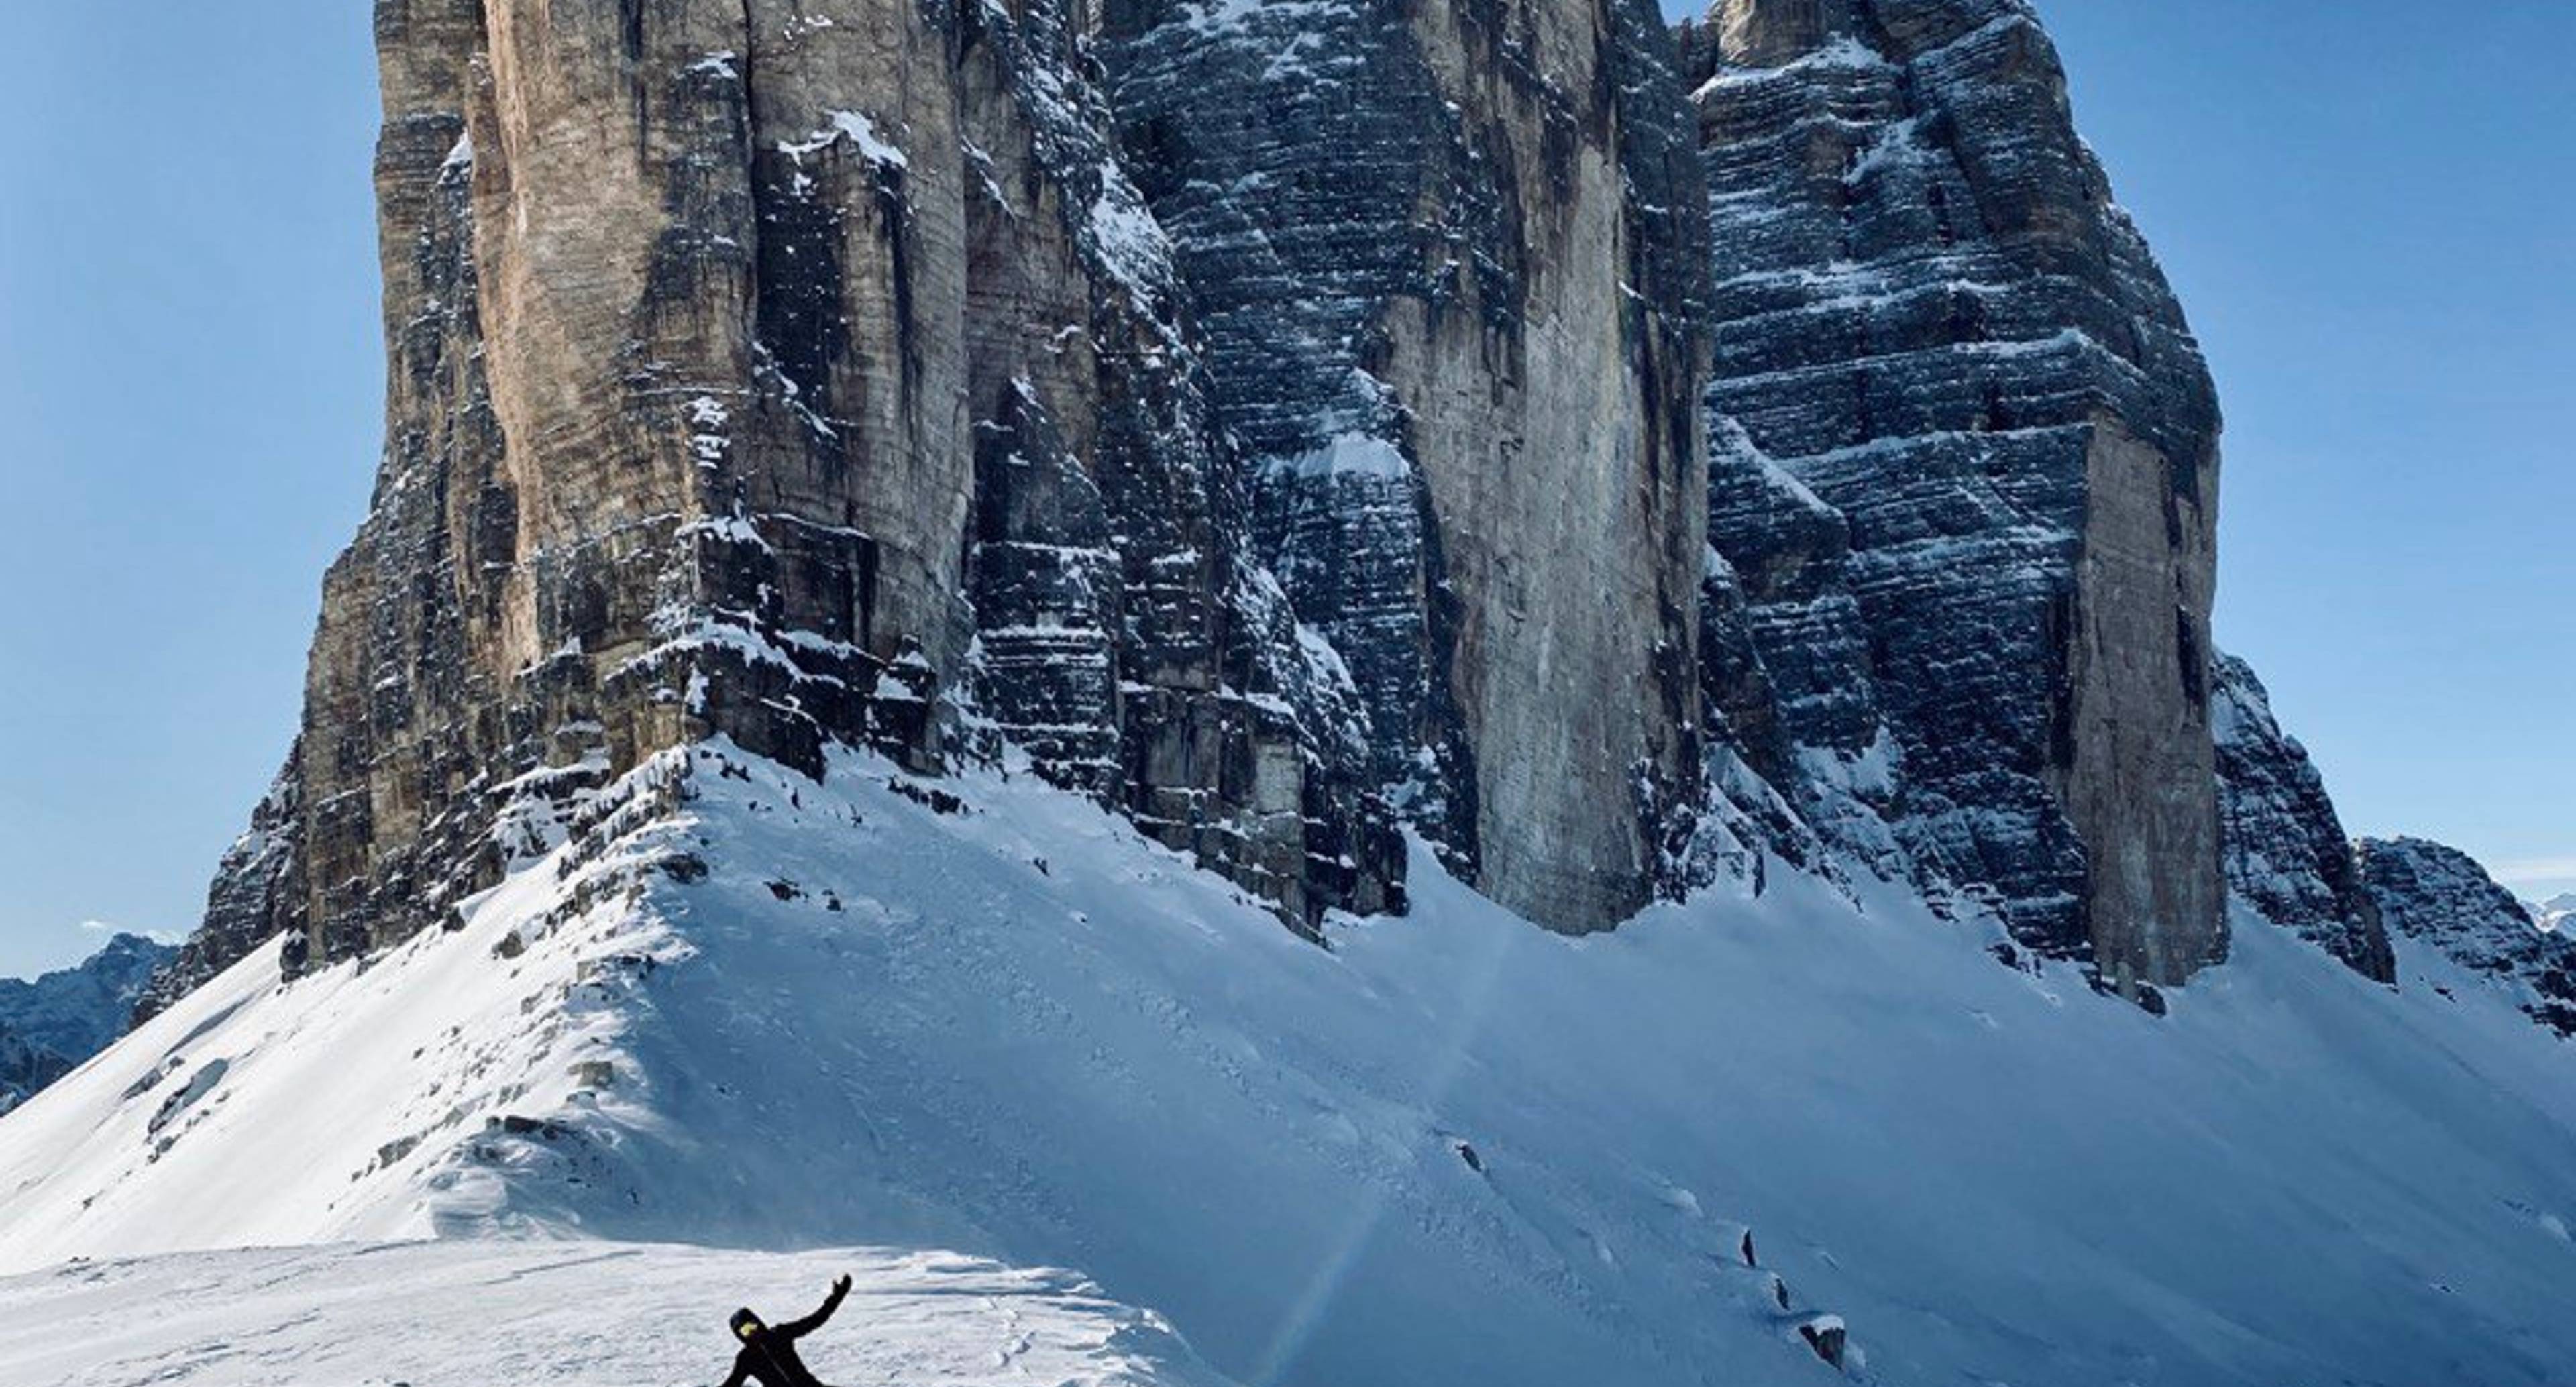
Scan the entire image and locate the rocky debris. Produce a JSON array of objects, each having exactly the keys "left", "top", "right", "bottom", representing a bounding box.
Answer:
[
  {"left": 145, "top": 1058, "right": 229, "bottom": 1140},
  {"left": 2211, "top": 654, "right": 2395, "bottom": 981},
  {"left": 1714, "top": 1219, "right": 1856, "bottom": 1372},
  {"left": 2361, "top": 838, "right": 2576, "bottom": 1038},
  {"left": 1797, "top": 1313, "right": 1849, "bottom": 1369},
  {"left": 1102, "top": 0, "right": 1715, "bottom": 931},
  {"left": 1681, "top": 0, "right": 2227, "bottom": 987},
  {"left": 0, "top": 934, "right": 176, "bottom": 1115}
]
